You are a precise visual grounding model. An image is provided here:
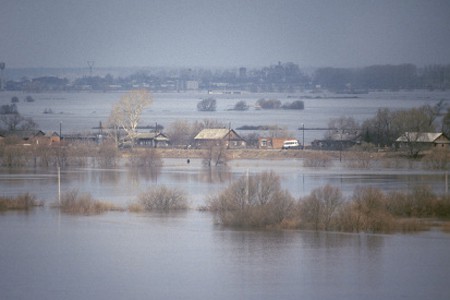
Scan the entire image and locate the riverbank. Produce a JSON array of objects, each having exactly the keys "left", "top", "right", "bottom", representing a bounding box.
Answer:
[{"left": 150, "top": 148, "right": 389, "bottom": 160}]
